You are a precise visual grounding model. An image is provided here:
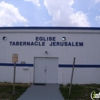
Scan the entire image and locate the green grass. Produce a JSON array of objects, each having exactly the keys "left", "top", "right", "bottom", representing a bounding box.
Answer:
[
  {"left": 0, "top": 83, "right": 30, "bottom": 100},
  {"left": 59, "top": 84, "right": 100, "bottom": 100}
]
